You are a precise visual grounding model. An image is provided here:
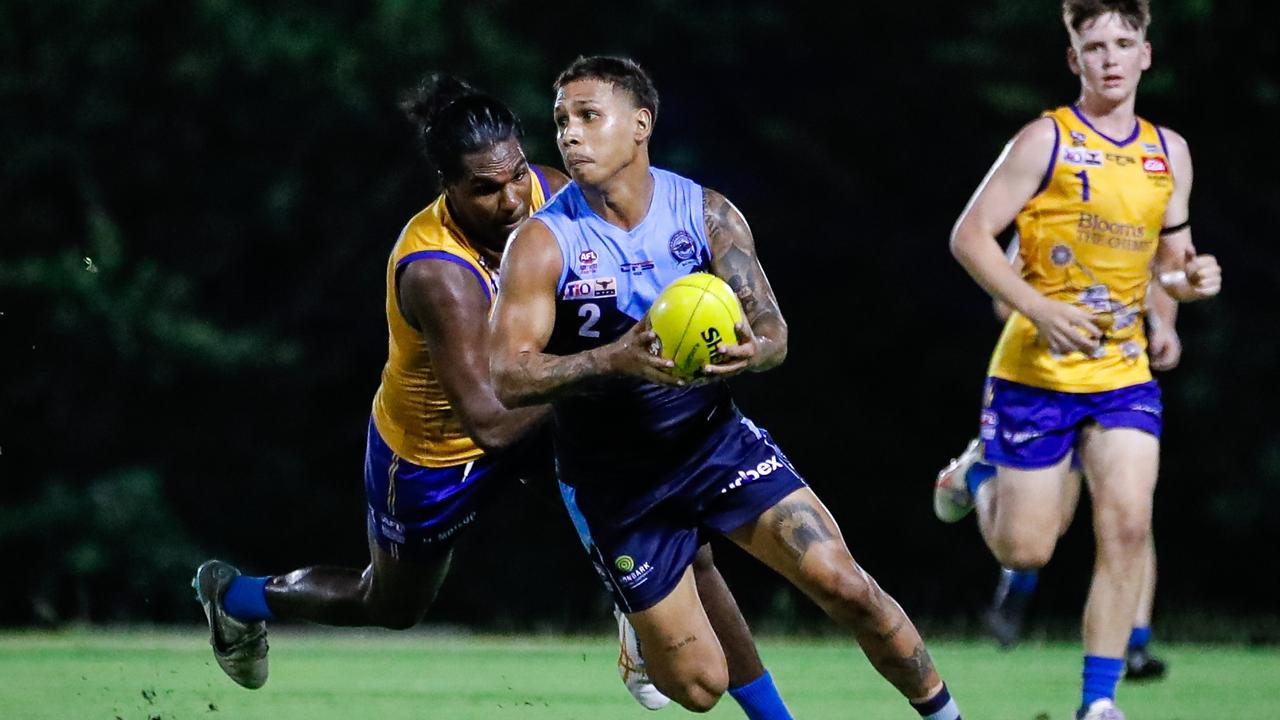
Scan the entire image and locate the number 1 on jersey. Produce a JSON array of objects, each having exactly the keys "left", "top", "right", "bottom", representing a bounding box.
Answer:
[{"left": 1074, "top": 170, "right": 1091, "bottom": 202}]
